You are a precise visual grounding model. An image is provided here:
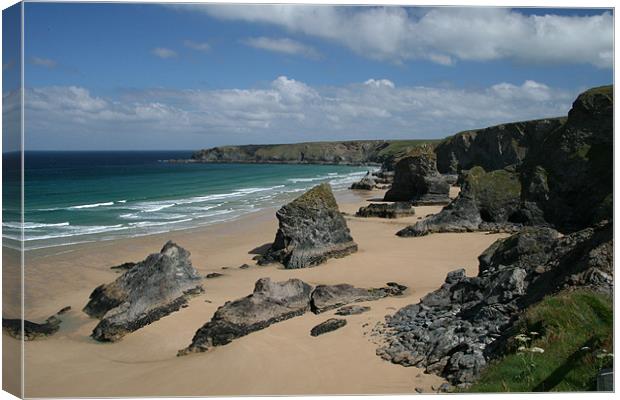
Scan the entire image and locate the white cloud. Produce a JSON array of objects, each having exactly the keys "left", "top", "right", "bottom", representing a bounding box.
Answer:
[
  {"left": 184, "top": 40, "right": 211, "bottom": 52},
  {"left": 364, "top": 79, "right": 395, "bottom": 89},
  {"left": 242, "top": 37, "right": 321, "bottom": 59},
  {"left": 17, "top": 77, "right": 579, "bottom": 149},
  {"left": 30, "top": 56, "right": 57, "bottom": 68},
  {"left": 151, "top": 47, "right": 177, "bottom": 59},
  {"left": 179, "top": 5, "right": 613, "bottom": 68}
]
